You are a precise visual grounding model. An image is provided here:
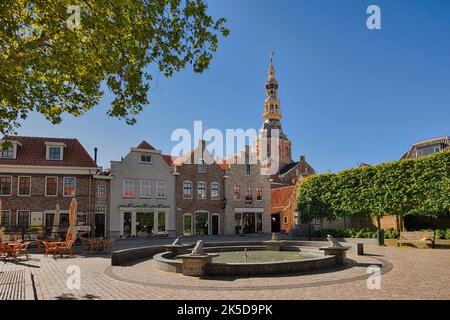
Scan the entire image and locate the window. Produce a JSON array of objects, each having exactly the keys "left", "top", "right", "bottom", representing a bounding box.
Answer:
[
  {"left": 434, "top": 146, "right": 441, "bottom": 153},
  {"left": 197, "top": 182, "right": 206, "bottom": 199},
  {"left": 199, "top": 160, "right": 206, "bottom": 173},
  {"left": 49, "top": 147, "right": 62, "bottom": 160},
  {"left": 245, "top": 186, "right": 252, "bottom": 198},
  {"left": 140, "top": 180, "right": 151, "bottom": 198},
  {"left": 18, "top": 176, "right": 31, "bottom": 196},
  {"left": 97, "top": 184, "right": 106, "bottom": 198},
  {"left": 245, "top": 165, "right": 251, "bottom": 176},
  {"left": 211, "top": 182, "right": 219, "bottom": 199},
  {"left": 283, "top": 216, "right": 289, "bottom": 224},
  {"left": 123, "top": 179, "right": 134, "bottom": 198},
  {"left": 0, "top": 176, "right": 12, "bottom": 196},
  {"left": 140, "top": 155, "right": 152, "bottom": 163},
  {"left": 95, "top": 205, "right": 107, "bottom": 214},
  {"left": 17, "top": 211, "right": 30, "bottom": 229},
  {"left": 156, "top": 181, "right": 166, "bottom": 199},
  {"left": 256, "top": 187, "right": 263, "bottom": 201},
  {"left": 63, "top": 177, "right": 76, "bottom": 196},
  {"left": 0, "top": 146, "right": 14, "bottom": 158},
  {"left": 1, "top": 210, "right": 10, "bottom": 227},
  {"left": 234, "top": 185, "right": 241, "bottom": 201},
  {"left": 245, "top": 186, "right": 253, "bottom": 204},
  {"left": 45, "top": 177, "right": 58, "bottom": 196},
  {"left": 60, "top": 214, "right": 70, "bottom": 227},
  {"left": 183, "top": 181, "right": 193, "bottom": 199}
]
